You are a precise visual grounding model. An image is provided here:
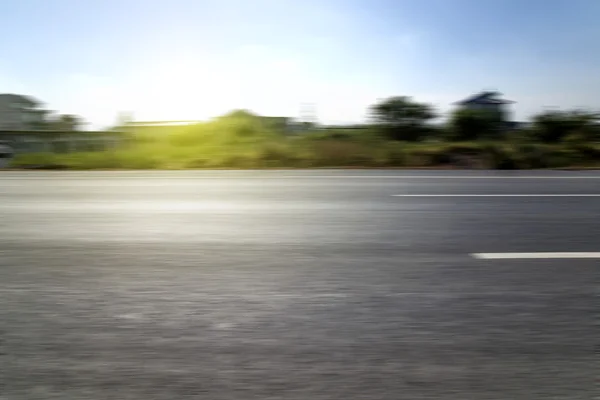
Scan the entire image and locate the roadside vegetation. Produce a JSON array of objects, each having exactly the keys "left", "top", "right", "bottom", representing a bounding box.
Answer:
[{"left": 11, "top": 98, "right": 600, "bottom": 170}]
